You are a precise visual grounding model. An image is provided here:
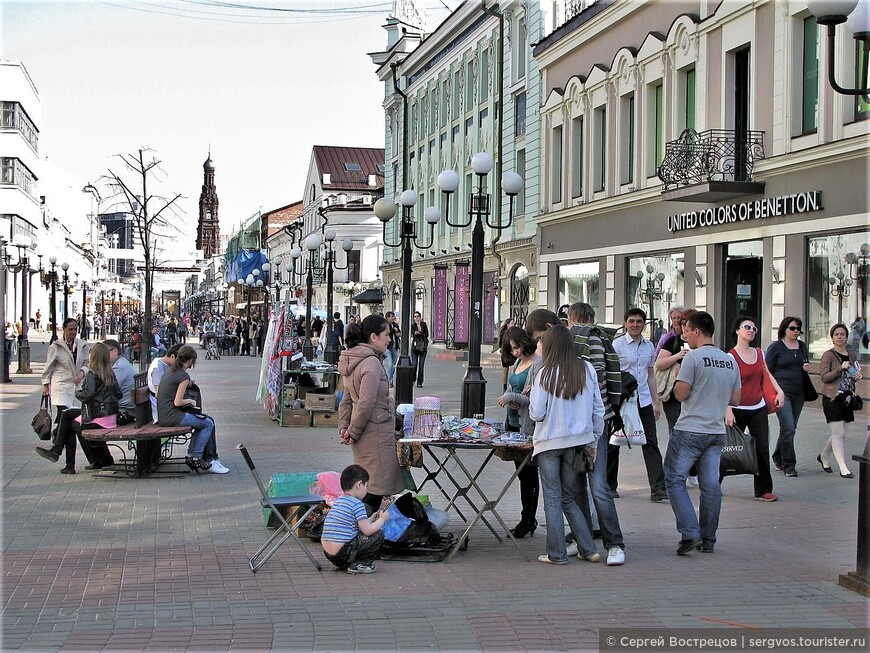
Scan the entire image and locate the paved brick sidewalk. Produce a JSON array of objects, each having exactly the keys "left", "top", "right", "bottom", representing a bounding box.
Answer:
[{"left": 1, "top": 335, "right": 867, "bottom": 652}]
